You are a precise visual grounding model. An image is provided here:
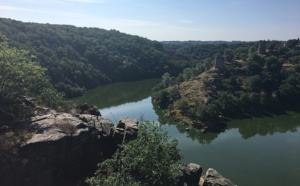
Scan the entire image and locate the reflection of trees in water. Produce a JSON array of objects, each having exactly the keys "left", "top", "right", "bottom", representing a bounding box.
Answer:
[
  {"left": 153, "top": 103, "right": 219, "bottom": 144},
  {"left": 155, "top": 101, "right": 300, "bottom": 143},
  {"left": 228, "top": 112, "right": 300, "bottom": 139},
  {"left": 73, "top": 79, "right": 160, "bottom": 108},
  {"left": 186, "top": 129, "right": 219, "bottom": 144}
]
